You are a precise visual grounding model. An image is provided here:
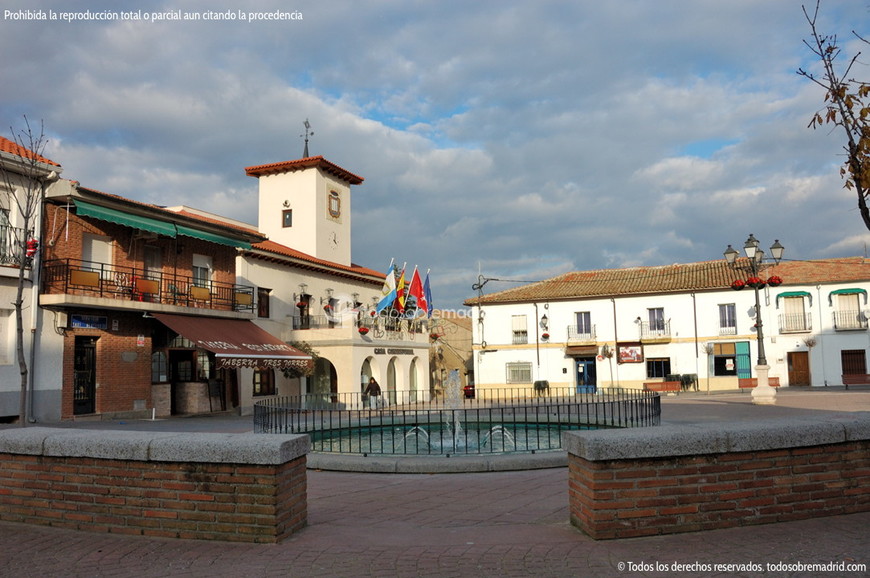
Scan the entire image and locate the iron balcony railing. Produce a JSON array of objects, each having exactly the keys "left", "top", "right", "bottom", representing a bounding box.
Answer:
[
  {"left": 0, "top": 225, "right": 30, "bottom": 267},
  {"left": 42, "top": 258, "right": 255, "bottom": 313},
  {"left": 640, "top": 320, "right": 671, "bottom": 341},
  {"left": 833, "top": 310, "right": 868, "bottom": 331},
  {"left": 778, "top": 312, "right": 812, "bottom": 333},
  {"left": 567, "top": 324, "right": 596, "bottom": 343},
  {"left": 254, "top": 387, "right": 661, "bottom": 455}
]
